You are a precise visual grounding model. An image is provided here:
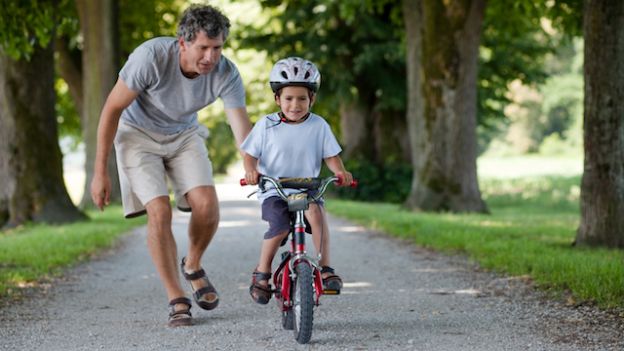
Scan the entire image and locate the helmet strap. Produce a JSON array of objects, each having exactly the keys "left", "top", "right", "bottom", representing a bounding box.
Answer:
[{"left": 279, "top": 112, "right": 310, "bottom": 124}]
